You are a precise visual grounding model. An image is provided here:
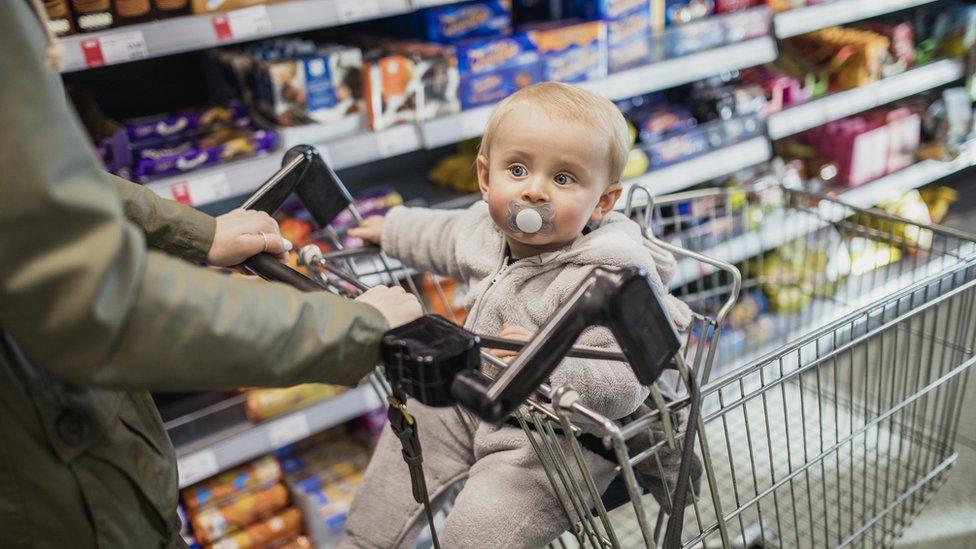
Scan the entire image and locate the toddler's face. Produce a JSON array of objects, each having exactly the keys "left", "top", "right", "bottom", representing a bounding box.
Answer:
[{"left": 477, "top": 103, "right": 620, "bottom": 257}]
